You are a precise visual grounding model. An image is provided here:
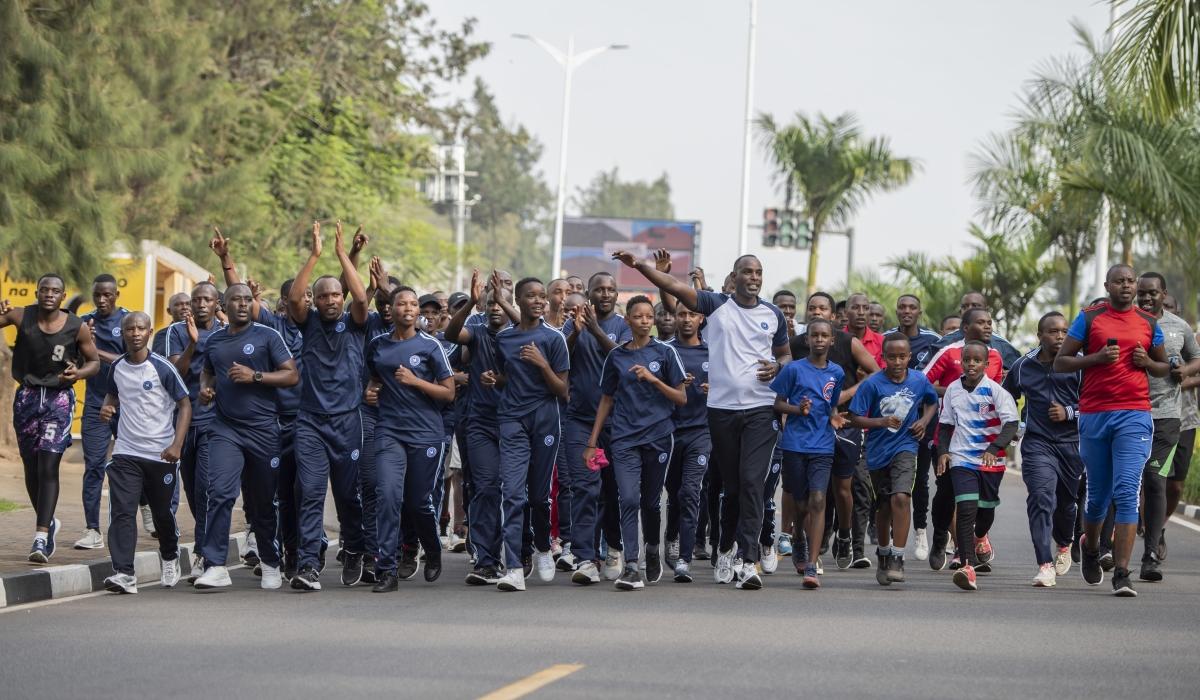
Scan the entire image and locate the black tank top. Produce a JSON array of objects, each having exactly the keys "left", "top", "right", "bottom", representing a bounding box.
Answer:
[
  {"left": 12, "top": 306, "right": 83, "bottom": 388},
  {"left": 791, "top": 329, "right": 859, "bottom": 389}
]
